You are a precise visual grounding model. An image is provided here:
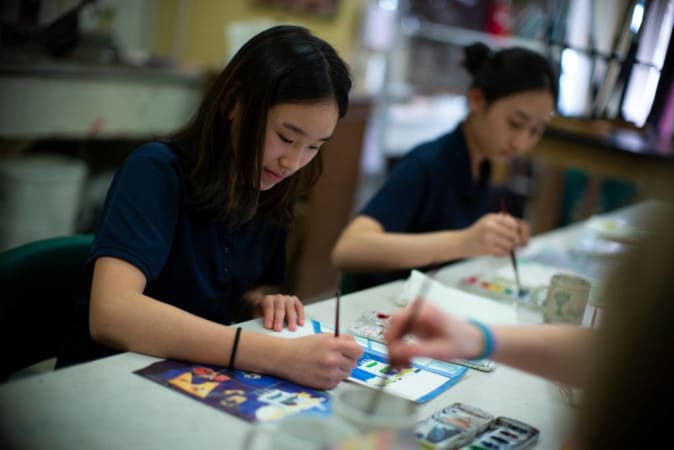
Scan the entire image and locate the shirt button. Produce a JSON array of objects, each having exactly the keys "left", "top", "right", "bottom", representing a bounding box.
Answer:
[{"left": 224, "top": 246, "right": 230, "bottom": 254}]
